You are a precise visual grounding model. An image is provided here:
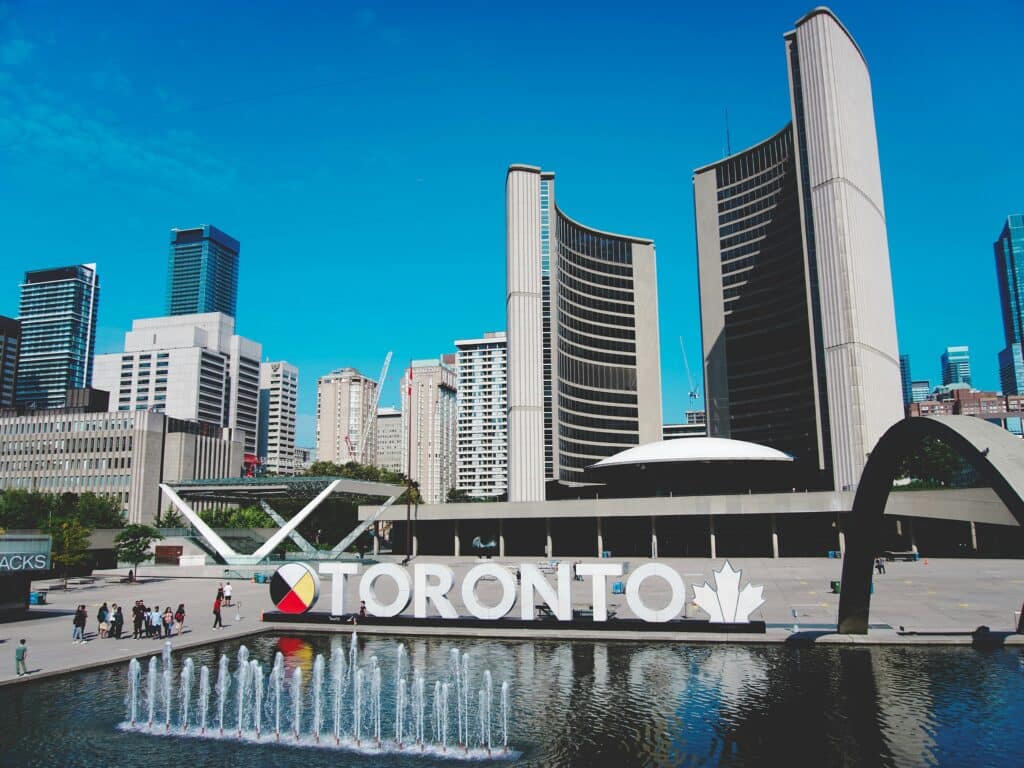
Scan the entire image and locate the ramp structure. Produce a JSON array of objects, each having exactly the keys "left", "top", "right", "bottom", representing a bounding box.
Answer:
[{"left": 161, "top": 476, "right": 405, "bottom": 565}]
